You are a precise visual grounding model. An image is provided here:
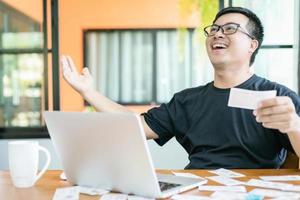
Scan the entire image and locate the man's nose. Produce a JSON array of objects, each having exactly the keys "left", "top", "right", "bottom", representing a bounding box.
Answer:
[{"left": 213, "top": 28, "right": 225, "bottom": 38}]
